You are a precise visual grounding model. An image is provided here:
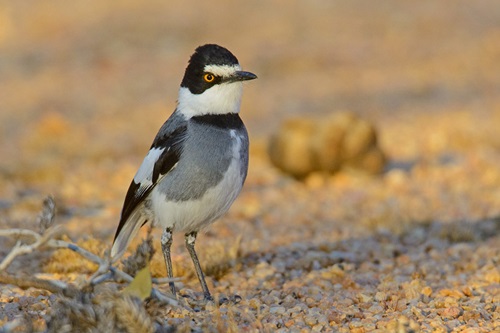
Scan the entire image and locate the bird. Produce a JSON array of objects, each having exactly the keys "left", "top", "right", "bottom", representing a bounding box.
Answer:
[{"left": 110, "top": 44, "right": 257, "bottom": 301}]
